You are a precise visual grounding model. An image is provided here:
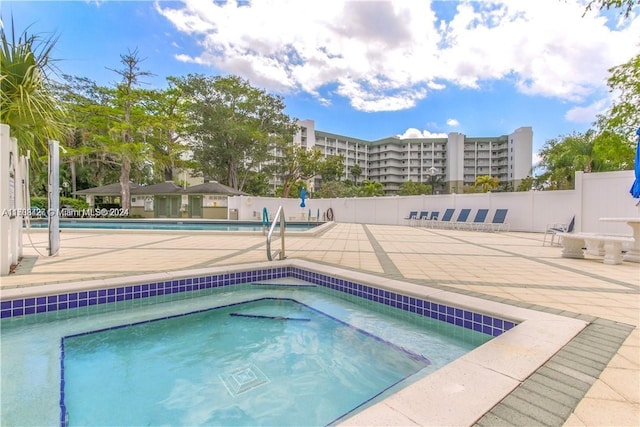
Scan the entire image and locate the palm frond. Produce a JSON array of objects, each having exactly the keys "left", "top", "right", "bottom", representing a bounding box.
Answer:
[{"left": 0, "top": 17, "right": 67, "bottom": 154}]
